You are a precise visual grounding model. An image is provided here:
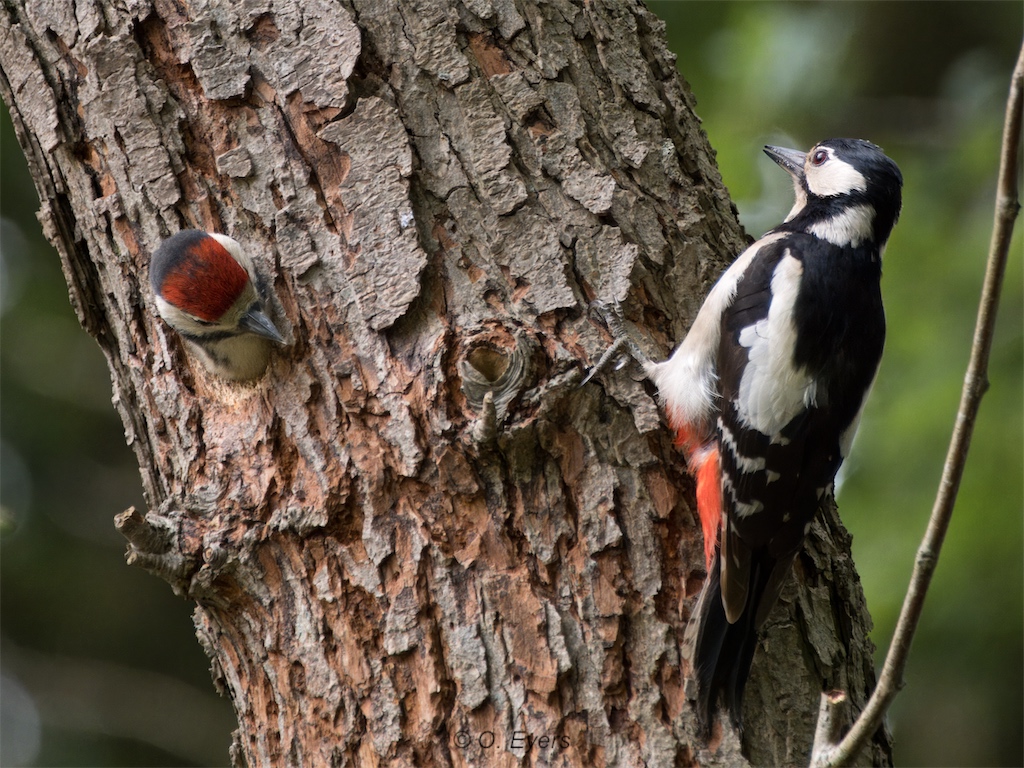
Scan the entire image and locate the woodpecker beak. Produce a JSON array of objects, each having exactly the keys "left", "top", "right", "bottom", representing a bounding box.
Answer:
[
  {"left": 764, "top": 145, "right": 807, "bottom": 180},
  {"left": 239, "top": 306, "right": 286, "bottom": 344}
]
